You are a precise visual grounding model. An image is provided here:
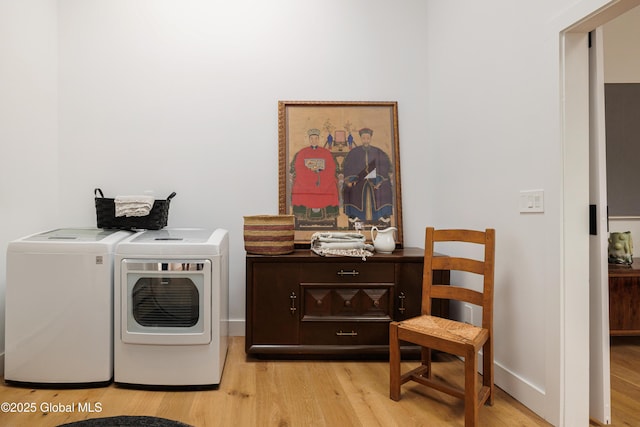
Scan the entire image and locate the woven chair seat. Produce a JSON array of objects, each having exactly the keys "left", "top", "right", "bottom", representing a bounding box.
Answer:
[{"left": 397, "top": 315, "right": 487, "bottom": 348}]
